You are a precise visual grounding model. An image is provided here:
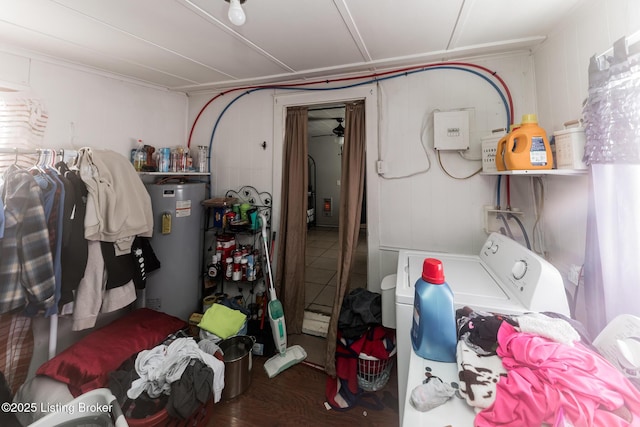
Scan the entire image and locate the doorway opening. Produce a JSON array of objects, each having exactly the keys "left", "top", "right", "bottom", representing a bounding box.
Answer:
[
  {"left": 287, "top": 103, "right": 368, "bottom": 366},
  {"left": 272, "top": 86, "right": 378, "bottom": 369}
]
